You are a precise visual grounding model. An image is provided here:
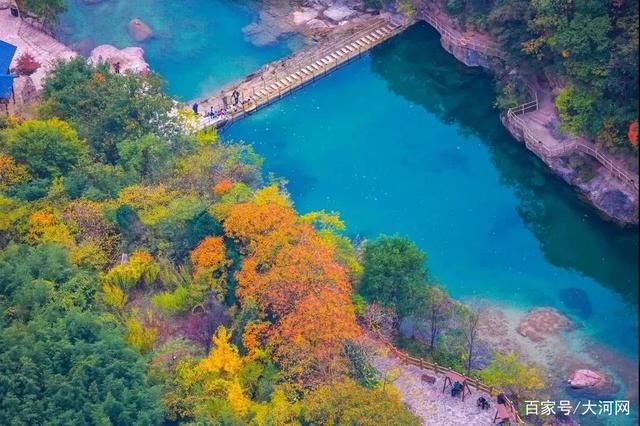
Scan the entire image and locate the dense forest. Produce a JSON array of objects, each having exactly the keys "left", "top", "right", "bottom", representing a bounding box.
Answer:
[
  {"left": 0, "top": 58, "right": 547, "bottom": 424},
  {"left": 434, "top": 0, "right": 639, "bottom": 156}
]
